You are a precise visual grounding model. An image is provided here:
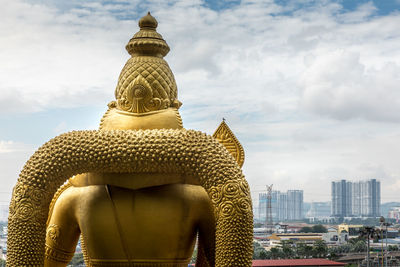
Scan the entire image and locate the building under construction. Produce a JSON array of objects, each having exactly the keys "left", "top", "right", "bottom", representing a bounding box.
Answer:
[{"left": 259, "top": 189, "right": 304, "bottom": 222}]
